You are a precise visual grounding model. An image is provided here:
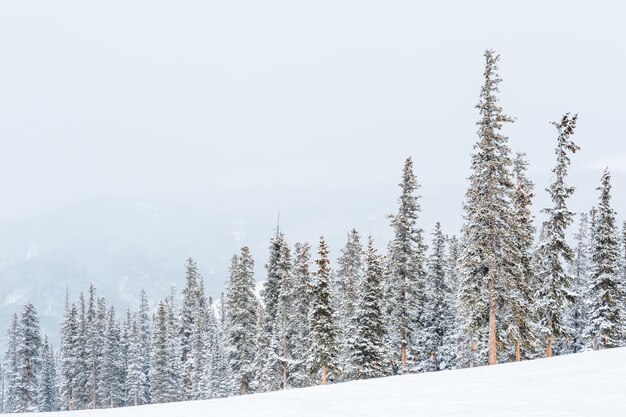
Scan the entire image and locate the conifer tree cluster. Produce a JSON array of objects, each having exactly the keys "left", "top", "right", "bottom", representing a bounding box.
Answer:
[{"left": 2, "top": 50, "right": 625, "bottom": 413}]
